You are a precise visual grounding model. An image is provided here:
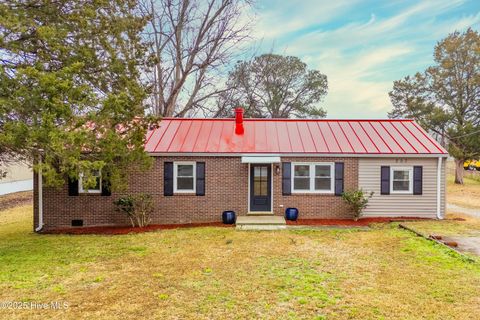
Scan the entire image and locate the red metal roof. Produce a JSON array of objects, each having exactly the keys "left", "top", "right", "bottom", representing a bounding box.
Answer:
[{"left": 145, "top": 118, "right": 448, "bottom": 155}]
